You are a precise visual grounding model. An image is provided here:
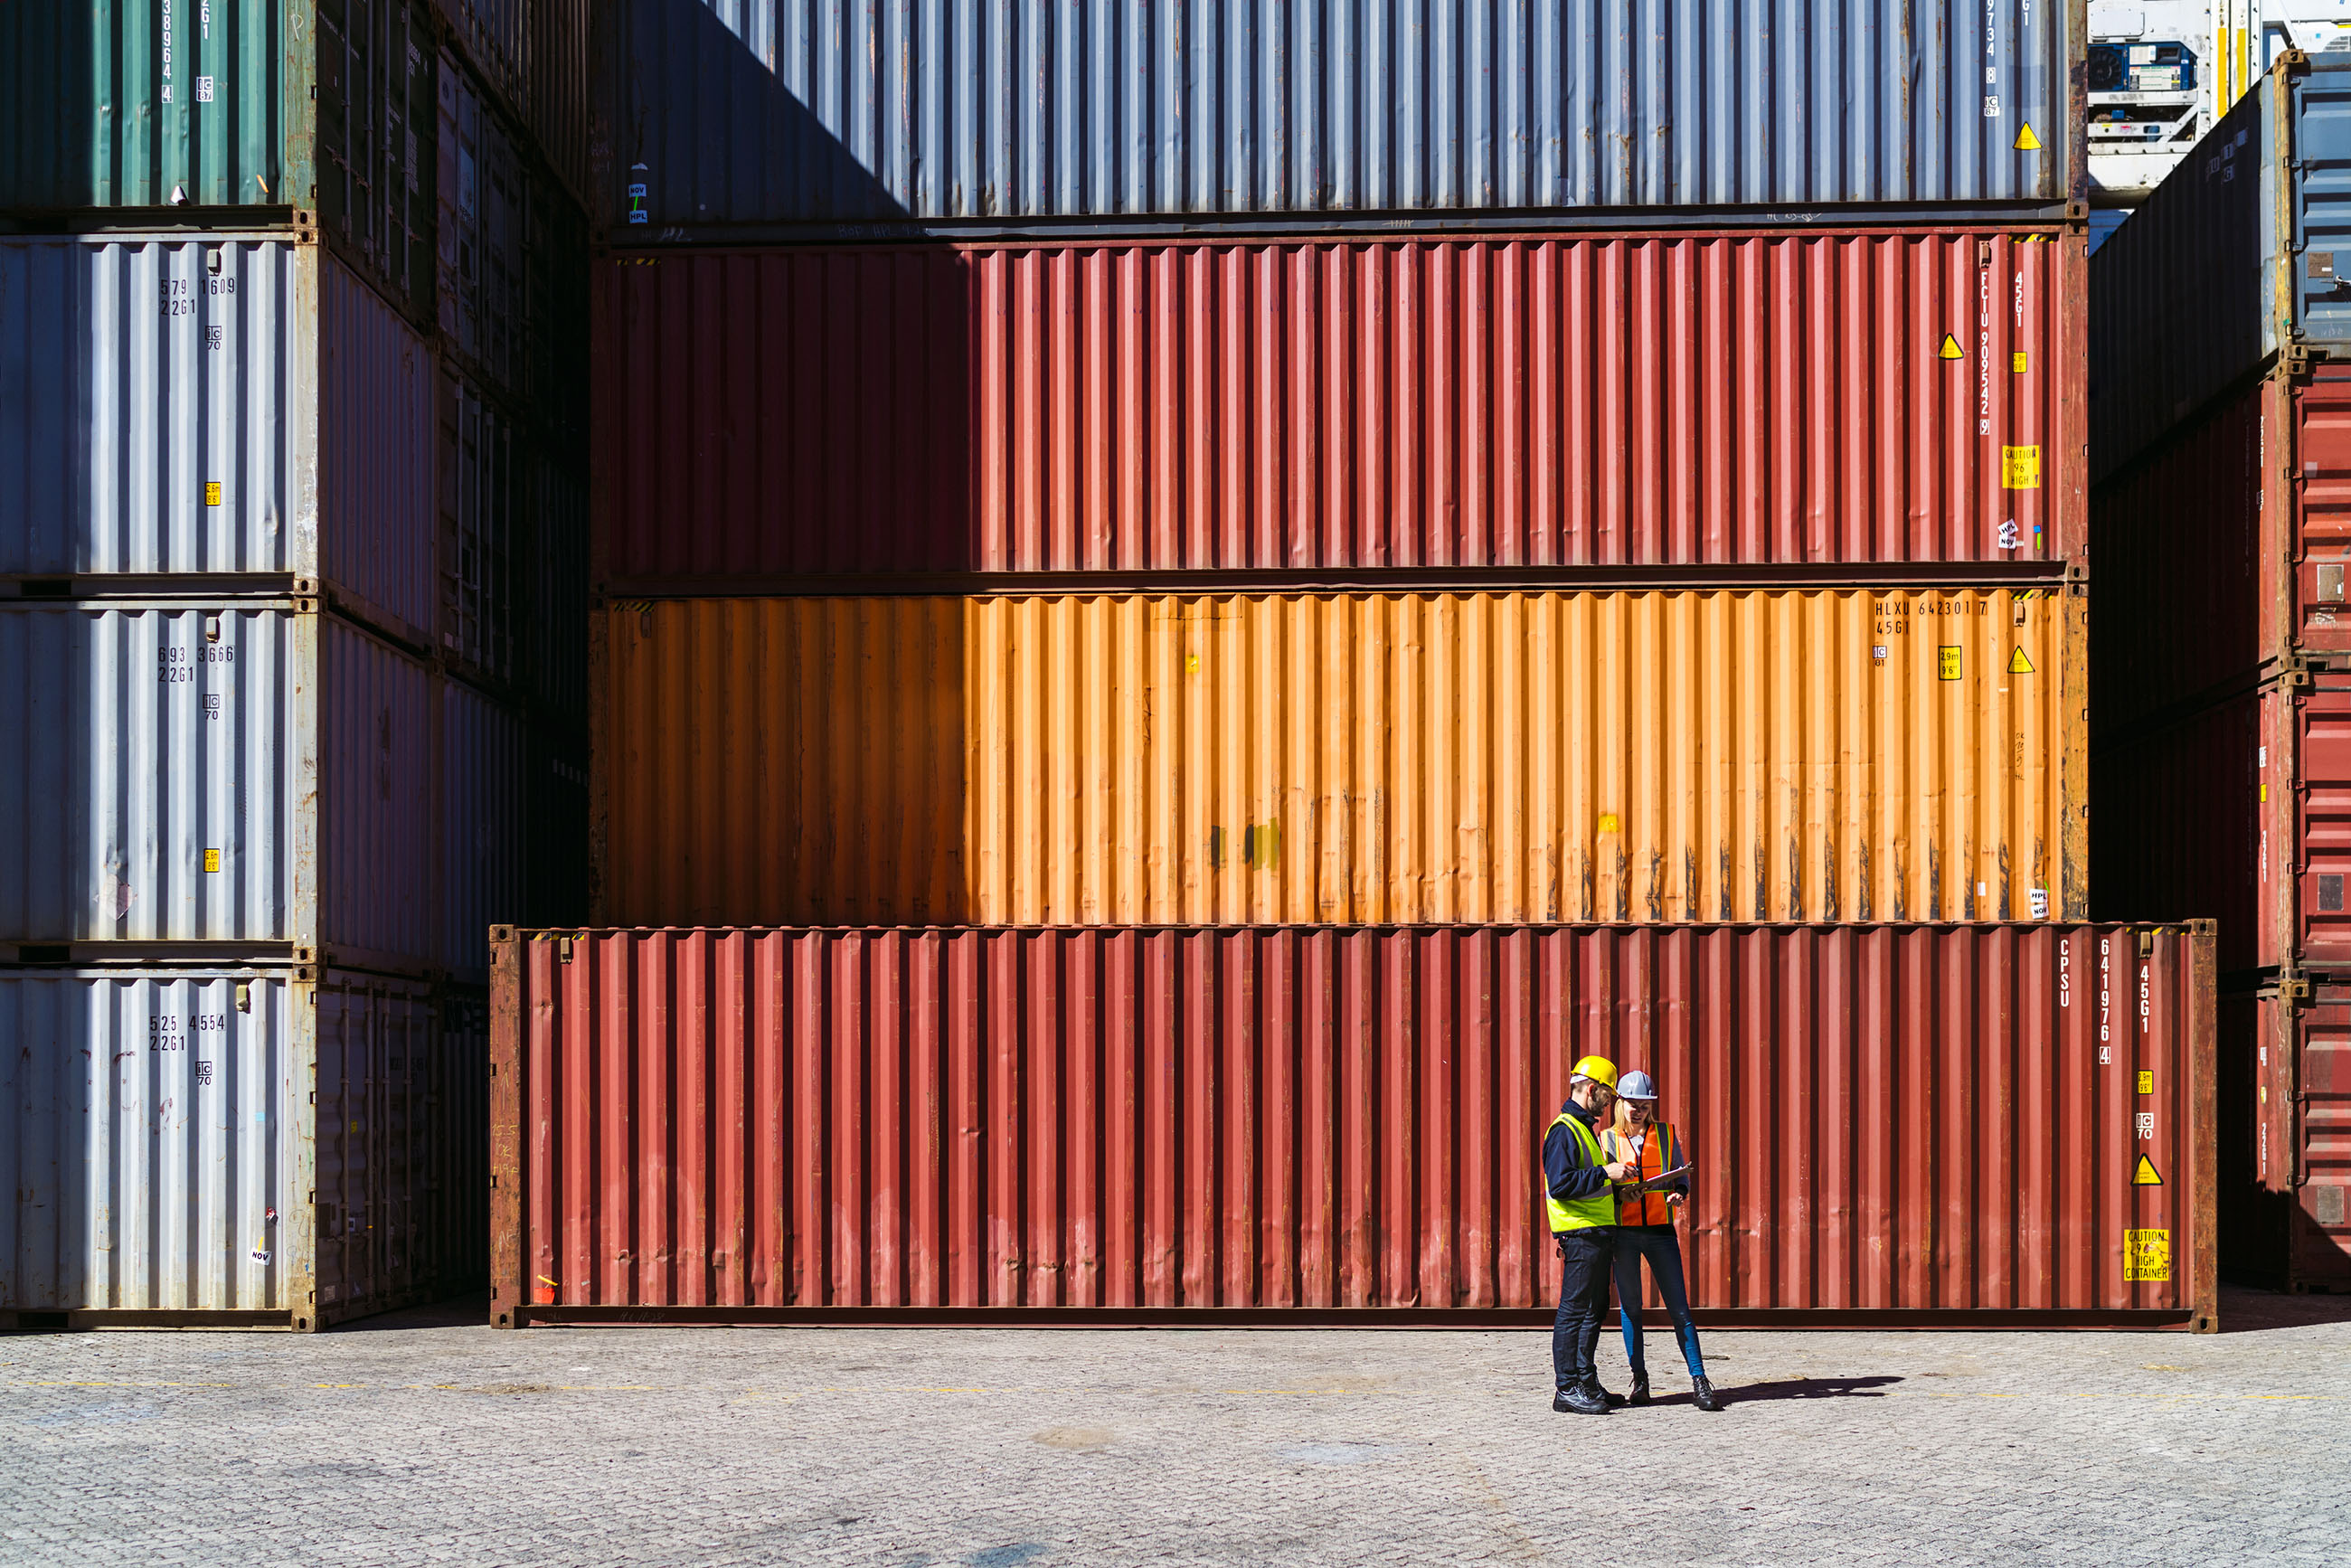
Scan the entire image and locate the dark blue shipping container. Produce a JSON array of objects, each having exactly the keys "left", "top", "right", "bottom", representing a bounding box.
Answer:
[
  {"left": 599, "top": 0, "right": 2080, "bottom": 240},
  {"left": 2091, "top": 52, "right": 2351, "bottom": 487}
]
